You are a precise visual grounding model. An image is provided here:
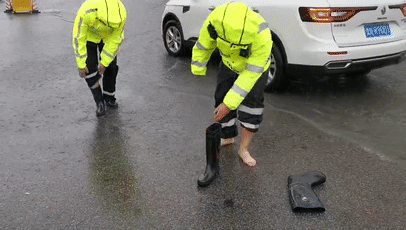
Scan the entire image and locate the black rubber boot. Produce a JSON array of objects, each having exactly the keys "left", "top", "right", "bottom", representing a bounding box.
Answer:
[
  {"left": 288, "top": 171, "right": 326, "bottom": 212},
  {"left": 91, "top": 87, "right": 105, "bottom": 116},
  {"left": 198, "top": 123, "right": 222, "bottom": 187},
  {"left": 106, "top": 100, "right": 118, "bottom": 109},
  {"left": 95, "top": 101, "right": 106, "bottom": 116}
]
